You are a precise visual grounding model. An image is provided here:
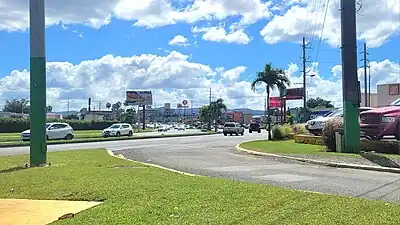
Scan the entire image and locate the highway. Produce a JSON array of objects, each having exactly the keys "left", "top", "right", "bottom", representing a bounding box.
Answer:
[{"left": 2, "top": 130, "right": 399, "bottom": 203}]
